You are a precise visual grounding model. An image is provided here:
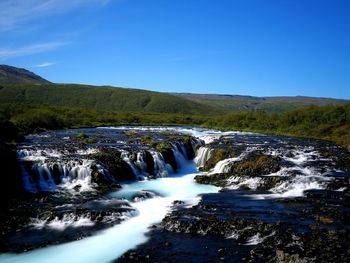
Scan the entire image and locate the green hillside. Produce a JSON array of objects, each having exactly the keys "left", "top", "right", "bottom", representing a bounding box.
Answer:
[
  {"left": 172, "top": 93, "right": 349, "bottom": 113},
  {"left": 0, "top": 65, "right": 50, "bottom": 85},
  {"left": 0, "top": 83, "right": 223, "bottom": 115}
]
